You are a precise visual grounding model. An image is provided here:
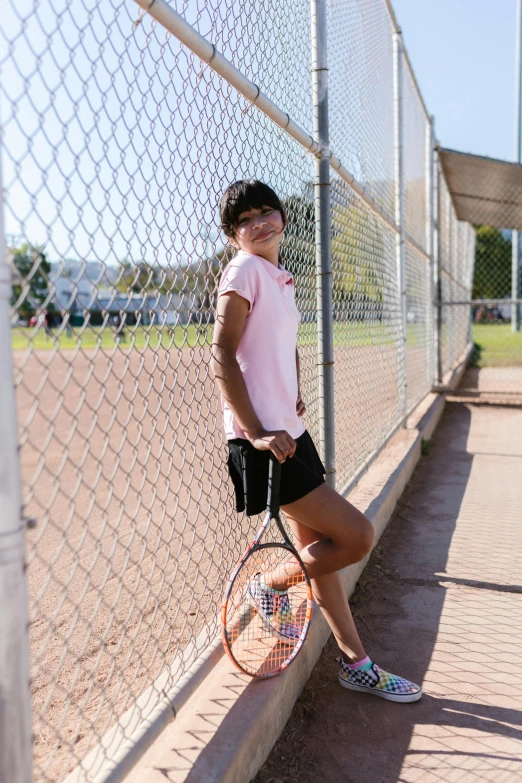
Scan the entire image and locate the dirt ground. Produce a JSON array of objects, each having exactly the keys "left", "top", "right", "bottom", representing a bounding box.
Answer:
[
  {"left": 255, "top": 402, "right": 522, "bottom": 783},
  {"left": 14, "top": 338, "right": 408, "bottom": 781}
]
